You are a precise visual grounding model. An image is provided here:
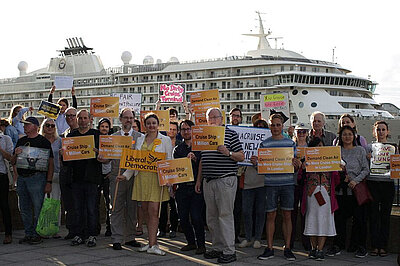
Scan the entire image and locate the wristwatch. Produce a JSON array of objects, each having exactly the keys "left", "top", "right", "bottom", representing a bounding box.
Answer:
[{"left": 229, "top": 151, "right": 233, "bottom": 157}]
